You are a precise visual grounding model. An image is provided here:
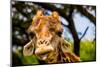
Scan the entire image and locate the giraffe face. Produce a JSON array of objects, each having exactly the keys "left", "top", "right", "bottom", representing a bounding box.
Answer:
[{"left": 28, "top": 10, "right": 63, "bottom": 61}]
